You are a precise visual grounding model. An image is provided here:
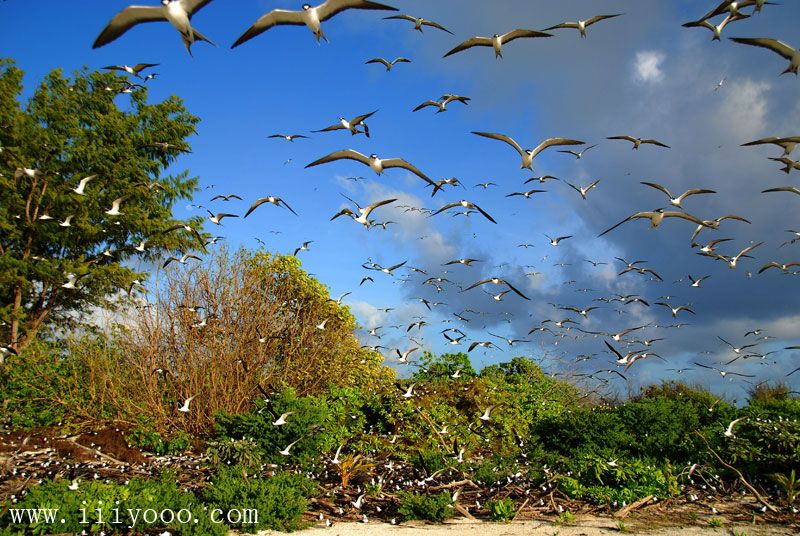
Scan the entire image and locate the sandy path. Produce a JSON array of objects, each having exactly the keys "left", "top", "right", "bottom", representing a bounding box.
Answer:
[{"left": 254, "top": 517, "right": 797, "bottom": 535}]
